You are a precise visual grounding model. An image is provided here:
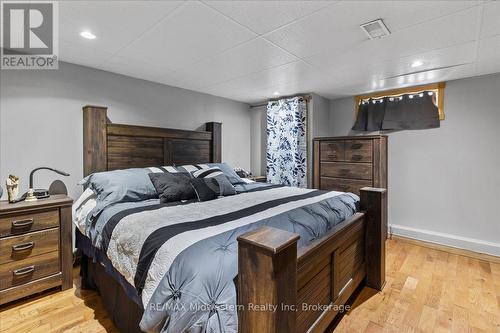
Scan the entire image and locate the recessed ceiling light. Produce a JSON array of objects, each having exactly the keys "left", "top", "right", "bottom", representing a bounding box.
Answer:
[
  {"left": 411, "top": 60, "right": 423, "bottom": 68},
  {"left": 273, "top": 91, "right": 280, "bottom": 96},
  {"left": 80, "top": 31, "right": 96, "bottom": 40}
]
